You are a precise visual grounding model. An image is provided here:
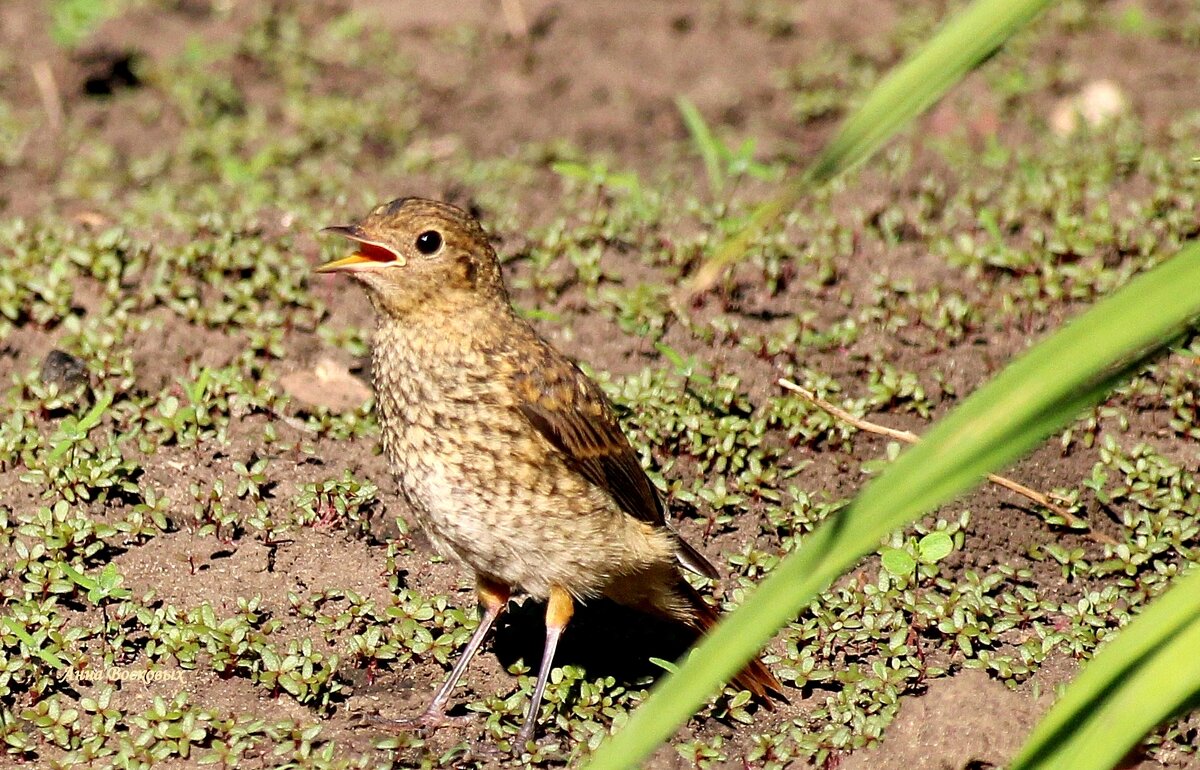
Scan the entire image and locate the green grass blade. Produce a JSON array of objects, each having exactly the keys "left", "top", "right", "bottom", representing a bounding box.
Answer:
[
  {"left": 1011, "top": 567, "right": 1200, "bottom": 770},
  {"left": 57, "top": 561, "right": 97, "bottom": 591},
  {"left": 584, "top": 243, "right": 1200, "bottom": 769},
  {"left": 75, "top": 391, "right": 113, "bottom": 433},
  {"left": 804, "top": 0, "right": 1049, "bottom": 183},
  {"left": 676, "top": 97, "right": 725, "bottom": 194},
  {"left": 687, "top": 0, "right": 1053, "bottom": 294}
]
